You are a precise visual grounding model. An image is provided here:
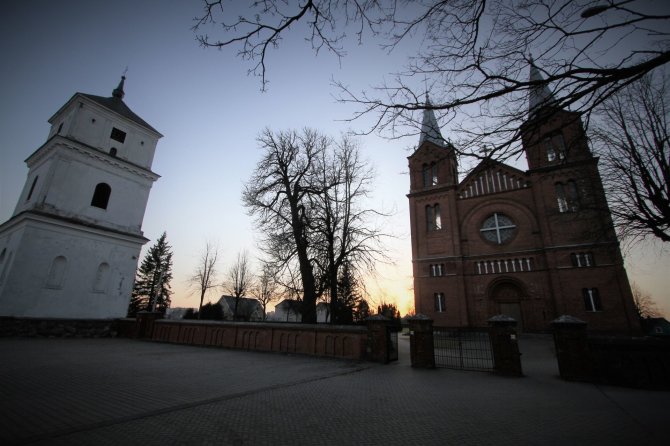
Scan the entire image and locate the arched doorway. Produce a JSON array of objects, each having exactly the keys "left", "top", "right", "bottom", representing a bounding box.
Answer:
[{"left": 489, "top": 280, "right": 525, "bottom": 332}]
